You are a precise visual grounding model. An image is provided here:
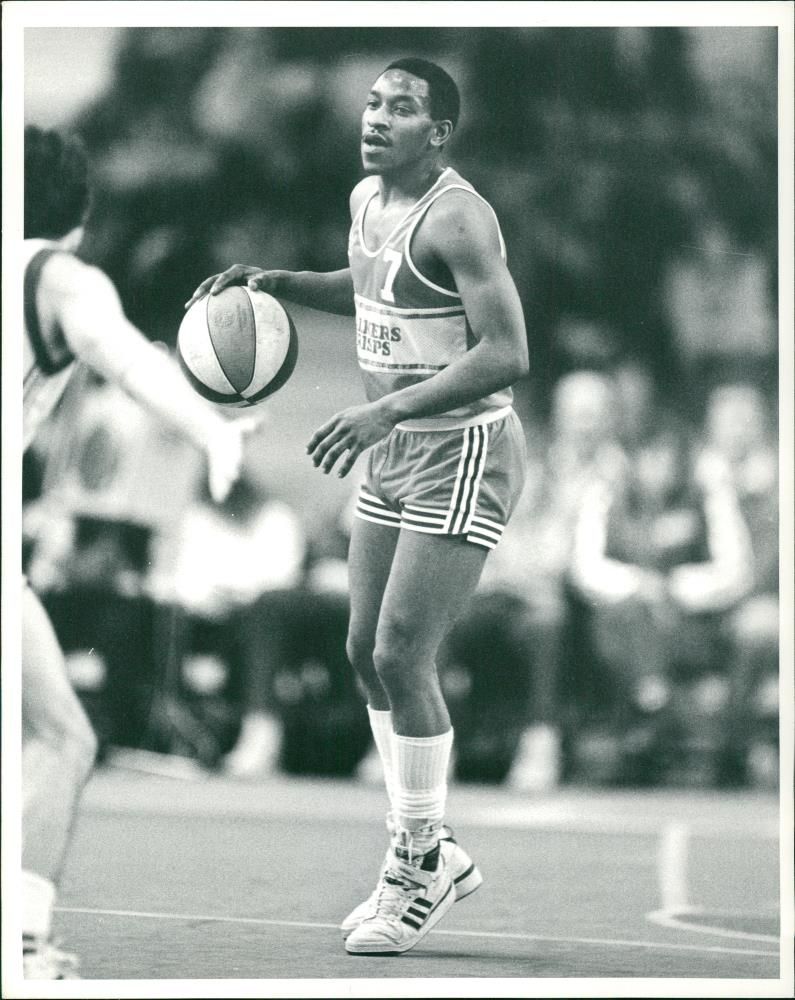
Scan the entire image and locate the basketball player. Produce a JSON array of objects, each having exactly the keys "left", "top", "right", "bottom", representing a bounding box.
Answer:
[
  {"left": 187, "top": 58, "right": 529, "bottom": 955},
  {"left": 21, "top": 125, "right": 254, "bottom": 978}
]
